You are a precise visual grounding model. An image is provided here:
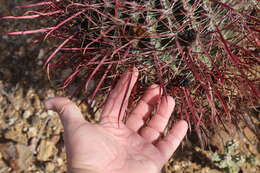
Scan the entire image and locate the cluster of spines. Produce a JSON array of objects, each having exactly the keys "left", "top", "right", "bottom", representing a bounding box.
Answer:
[{"left": 3, "top": 0, "right": 259, "bottom": 144}]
